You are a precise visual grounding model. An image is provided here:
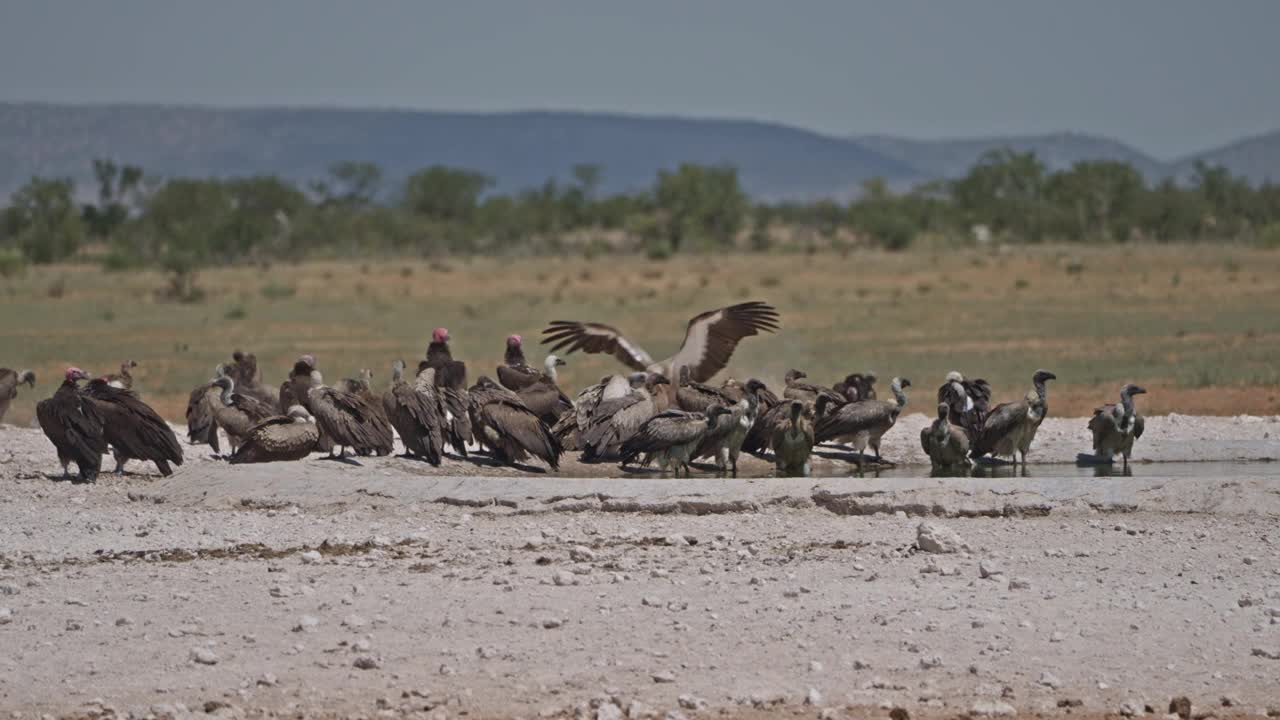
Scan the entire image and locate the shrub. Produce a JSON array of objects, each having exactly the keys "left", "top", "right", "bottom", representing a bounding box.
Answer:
[{"left": 0, "top": 248, "right": 27, "bottom": 278}]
